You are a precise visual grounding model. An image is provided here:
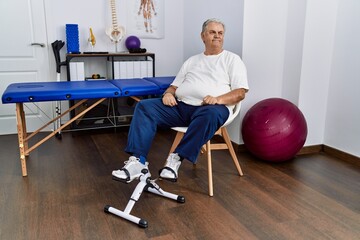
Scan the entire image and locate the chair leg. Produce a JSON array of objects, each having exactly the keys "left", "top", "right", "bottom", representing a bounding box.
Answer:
[
  {"left": 206, "top": 140, "right": 214, "bottom": 197},
  {"left": 169, "top": 132, "right": 184, "bottom": 155},
  {"left": 221, "top": 128, "right": 243, "bottom": 176}
]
